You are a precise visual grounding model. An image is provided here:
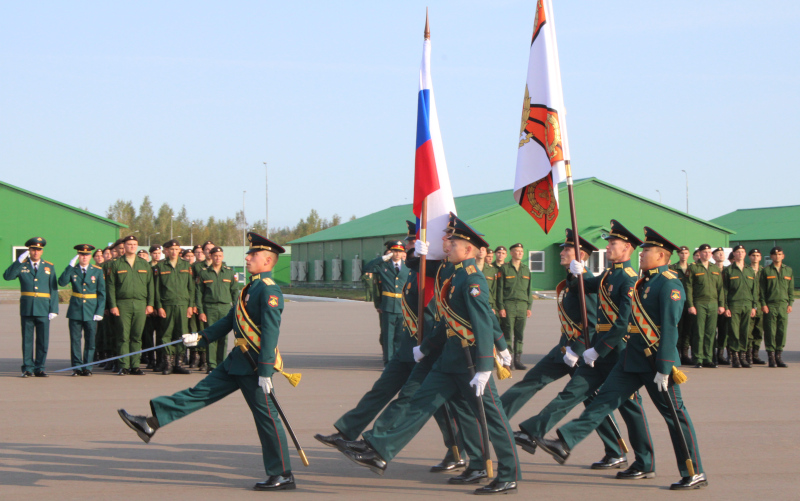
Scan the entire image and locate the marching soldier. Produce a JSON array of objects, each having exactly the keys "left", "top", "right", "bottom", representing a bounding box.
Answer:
[
  {"left": 196, "top": 246, "right": 238, "bottom": 373},
  {"left": 106, "top": 235, "right": 154, "bottom": 375},
  {"left": 153, "top": 239, "right": 195, "bottom": 375},
  {"left": 497, "top": 243, "right": 532, "bottom": 369},
  {"left": 686, "top": 244, "right": 725, "bottom": 368},
  {"left": 747, "top": 249, "right": 766, "bottom": 364},
  {"left": 3, "top": 237, "right": 58, "bottom": 377},
  {"left": 365, "top": 240, "right": 410, "bottom": 365},
  {"left": 760, "top": 247, "right": 794, "bottom": 367},
  {"left": 58, "top": 244, "right": 106, "bottom": 376},
  {"left": 722, "top": 245, "right": 757, "bottom": 368},
  {"left": 669, "top": 246, "right": 693, "bottom": 364},
  {"left": 534, "top": 226, "right": 707, "bottom": 491},
  {"left": 118, "top": 233, "right": 297, "bottom": 491}
]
